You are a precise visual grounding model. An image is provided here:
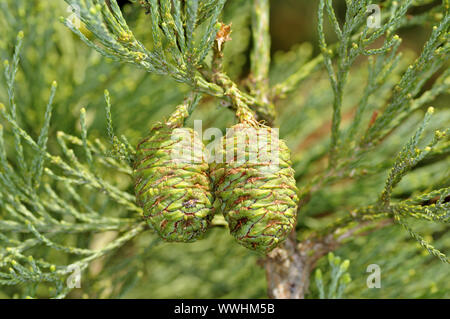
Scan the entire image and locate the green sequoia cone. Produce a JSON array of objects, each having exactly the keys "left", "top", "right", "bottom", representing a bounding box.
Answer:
[
  {"left": 210, "top": 122, "right": 299, "bottom": 253},
  {"left": 133, "top": 105, "right": 214, "bottom": 242}
]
